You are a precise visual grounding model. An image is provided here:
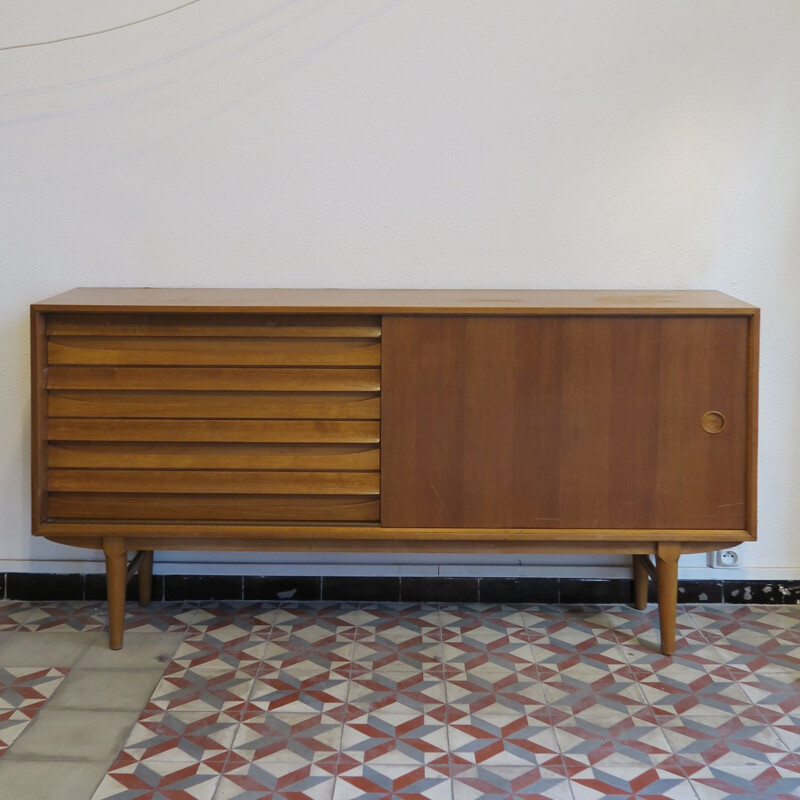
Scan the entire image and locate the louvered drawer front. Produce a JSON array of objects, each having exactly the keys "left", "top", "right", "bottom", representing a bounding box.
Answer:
[{"left": 44, "top": 314, "right": 380, "bottom": 524}]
